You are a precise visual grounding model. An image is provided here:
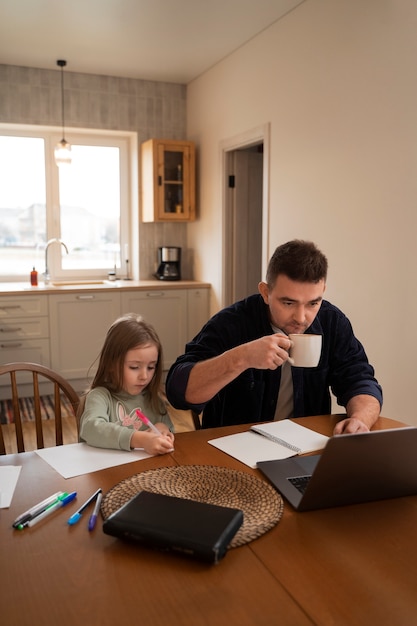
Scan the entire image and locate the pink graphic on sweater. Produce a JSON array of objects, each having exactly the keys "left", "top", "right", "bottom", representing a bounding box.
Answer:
[{"left": 117, "top": 402, "right": 145, "bottom": 430}]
